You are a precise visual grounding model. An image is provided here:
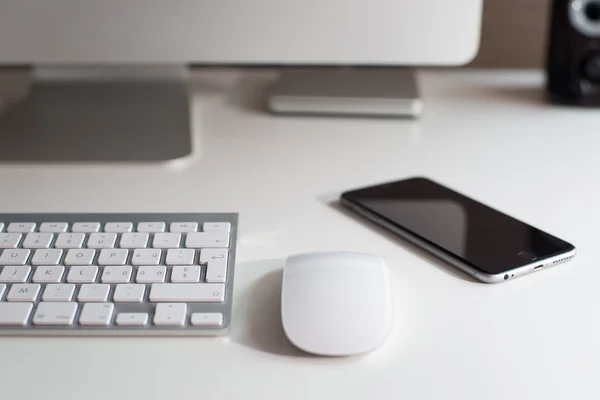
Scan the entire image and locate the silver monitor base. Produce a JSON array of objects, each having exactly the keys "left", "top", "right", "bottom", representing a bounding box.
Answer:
[
  {"left": 0, "top": 66, "right": 192, "bottom": 163},
  {"left": 267, "top": 68, "right": 422, "bottom": 118}
]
